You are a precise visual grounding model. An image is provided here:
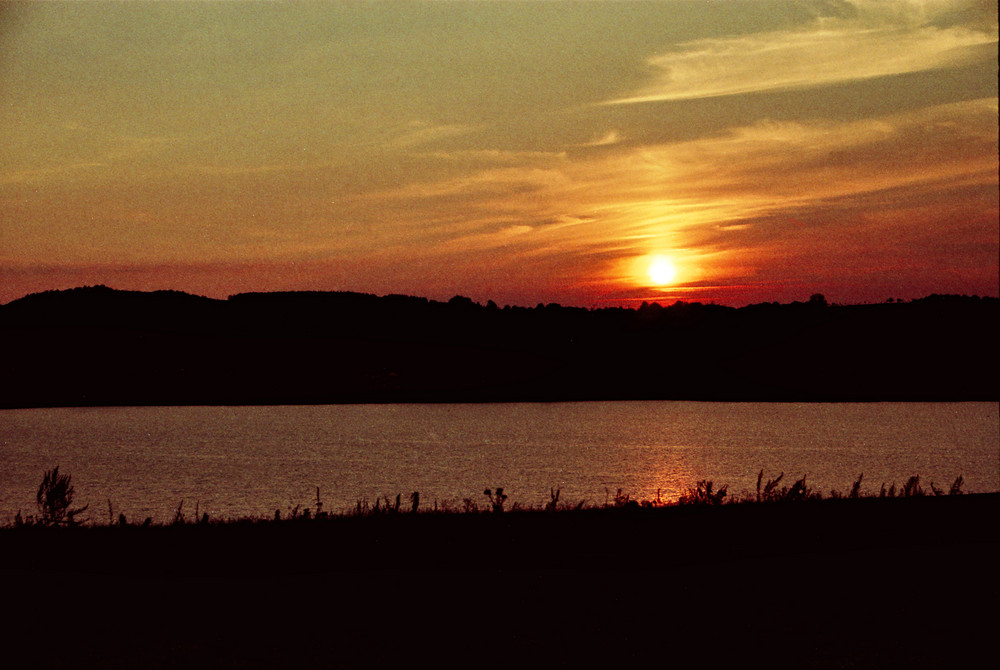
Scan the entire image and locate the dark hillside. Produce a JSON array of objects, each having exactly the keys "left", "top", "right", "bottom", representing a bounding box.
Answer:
[{"left": 1, "top": 286, "right": 996, "bottom": 407}]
